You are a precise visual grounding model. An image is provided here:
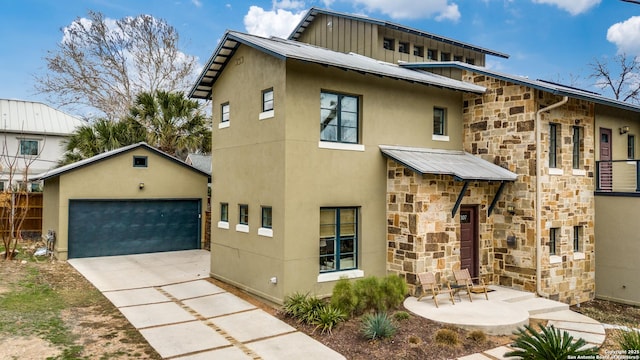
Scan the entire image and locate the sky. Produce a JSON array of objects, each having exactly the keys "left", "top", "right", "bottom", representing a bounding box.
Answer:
[{"left": 1, "top": 0, "right": 639, "bottom": 118}]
